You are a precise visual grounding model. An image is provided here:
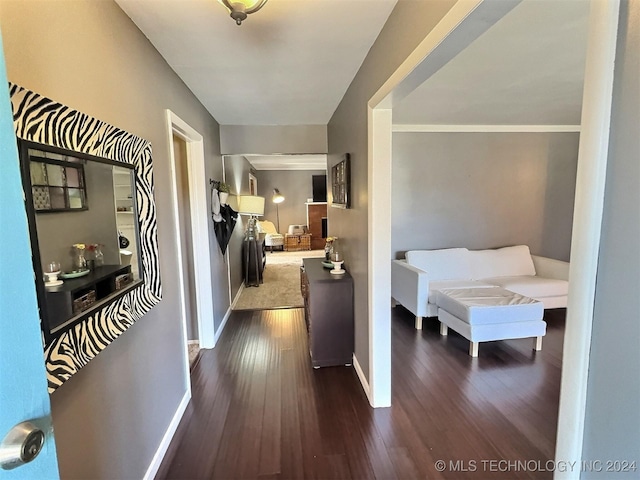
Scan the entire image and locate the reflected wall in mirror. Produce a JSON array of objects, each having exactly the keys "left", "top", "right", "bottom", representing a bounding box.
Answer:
[{"left": 10, "top": 82, "right": 161, "bottom": 392}]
